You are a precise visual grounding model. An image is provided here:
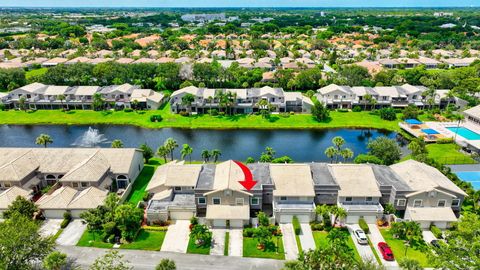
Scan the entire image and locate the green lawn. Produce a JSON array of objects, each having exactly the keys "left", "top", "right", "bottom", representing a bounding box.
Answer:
[
  {"left": 125, "top": 158, "right": 163, "bottom": 205},
  {"left": 0, "top": 104, "right": 402, "bottom": 131},
  {"left": 76, "top": 230, "right": 114, "bottom": 249},
  {"left": 243, "top": 236, "right": 285, "bottom": 260},
  {"left": 120, "top": 229, "right": 166, "bottom": 251},
  {"left": 380, "top": 229, "right": 431, "bottom": 267},
  {"left": 186, "top": 236, "right": 211, "bottom": 255},
  {"left": 25, "top": 68, "right": 48, "bottom": 80},
  {"left": 402, "top": 143, "right": 476, "bottom": 165},
  {"left": 367, "top": 236, "right": 382, "bottom": 265},
  {"left": 224, "top": 232, "right": 230, "bottom": 256},
  {"left": 312, "top": 230, "right": 362, "bottom": 262}
]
